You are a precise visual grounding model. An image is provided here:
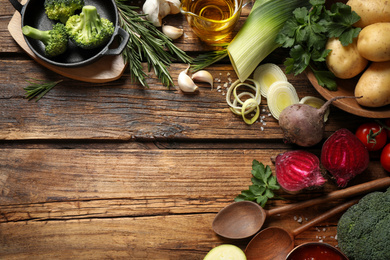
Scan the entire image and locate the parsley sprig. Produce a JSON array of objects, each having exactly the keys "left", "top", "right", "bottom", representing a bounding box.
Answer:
[
  {"left": 235, "top": 160, "right": 280, "bottom": 207},
  {"left": 275, "top": 0, "right": 361, "bottom": 90}
]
